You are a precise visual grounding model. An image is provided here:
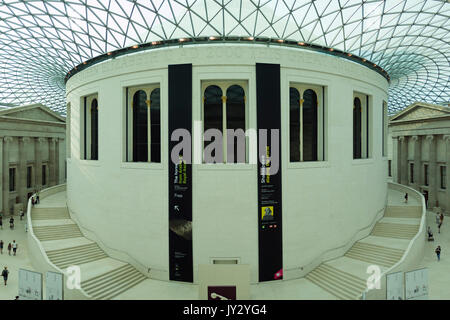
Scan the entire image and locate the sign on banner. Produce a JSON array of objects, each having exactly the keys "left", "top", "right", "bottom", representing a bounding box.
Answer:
[
  {"left": 18, "top": 269, "right": 43, "bottom": 300},
  {"left": 405, "top": 268, "right": 428, "bottom": 300},
  {"left": 386, "top": 271, "right": 404, "bottom": 300},
  {"left": 46, "top": 271, "right": 64, "bottom": 300}
]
